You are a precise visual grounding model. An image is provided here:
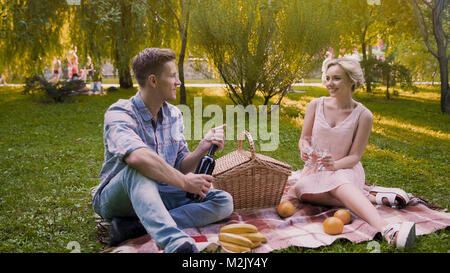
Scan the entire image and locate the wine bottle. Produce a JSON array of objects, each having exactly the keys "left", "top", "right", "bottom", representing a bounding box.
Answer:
[{"left": 186, "top": 144, "right": 218, "bottom": 202}]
